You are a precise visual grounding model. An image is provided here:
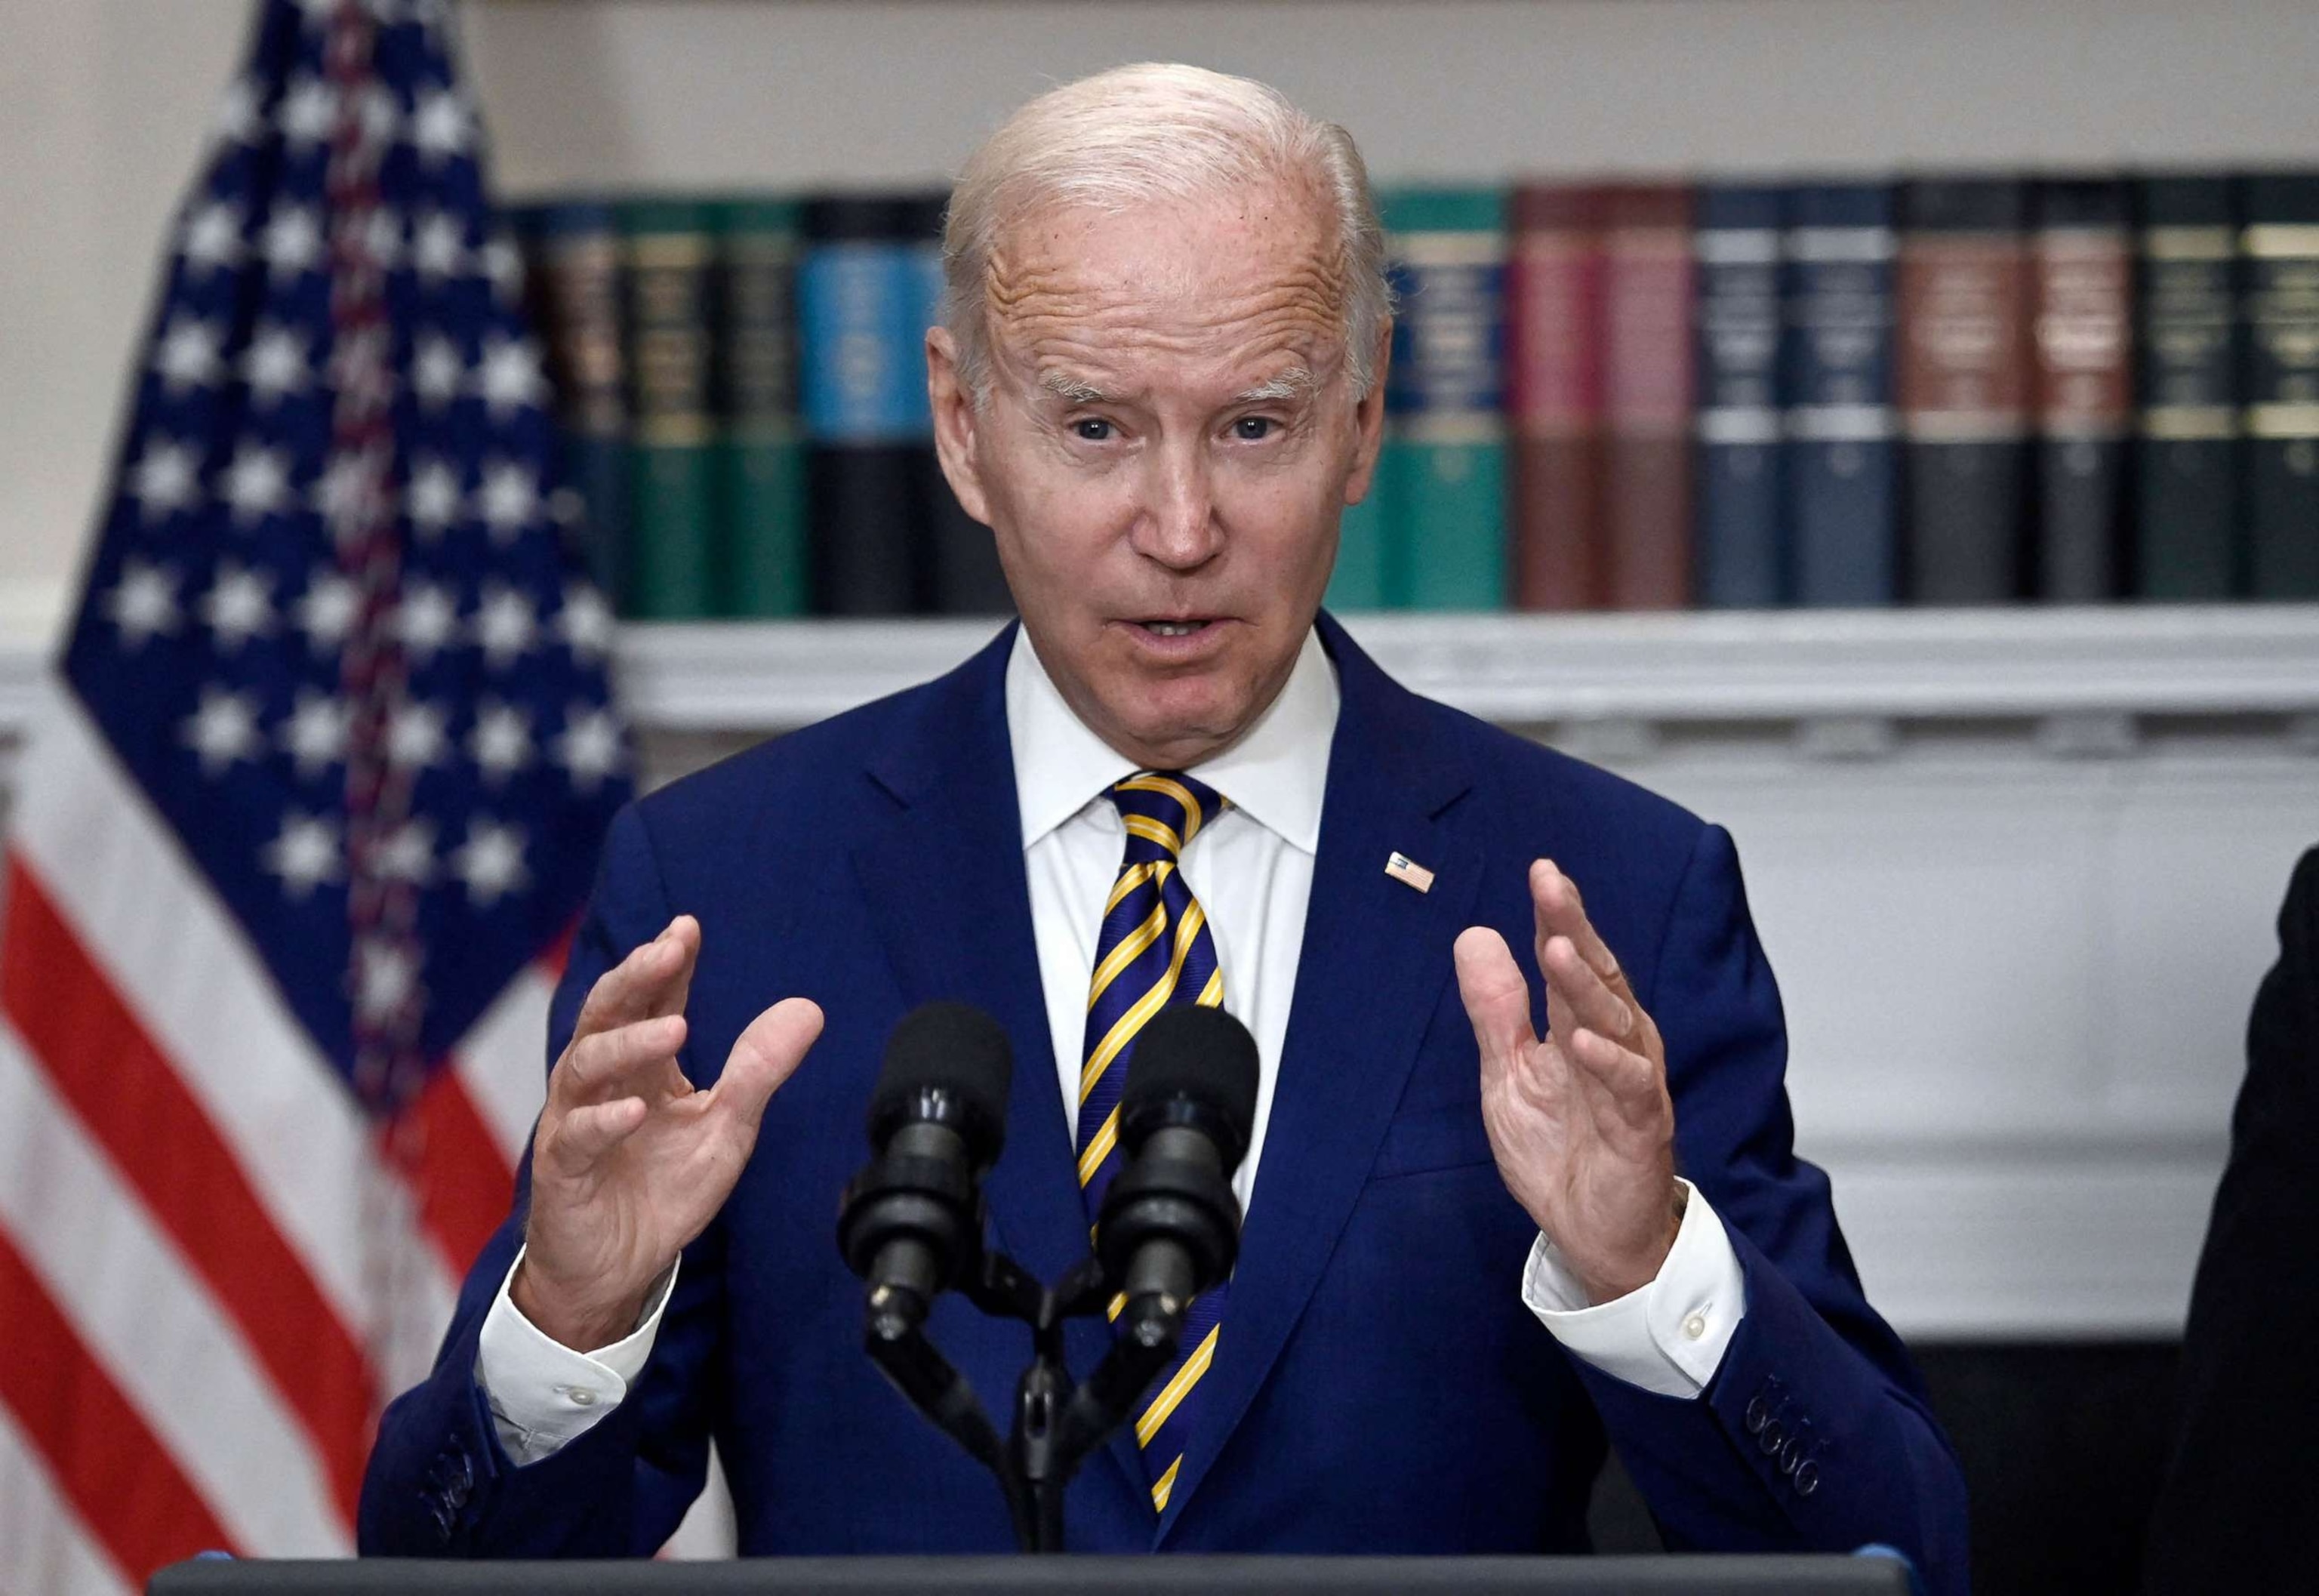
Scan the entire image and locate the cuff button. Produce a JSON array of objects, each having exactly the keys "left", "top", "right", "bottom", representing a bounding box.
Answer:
[
  {"left": 568, "top": 1387, "right": 597, "bottom": 1408},
  {"left": 1744, "top": 1394, "right": 1769, "bottom": 1434},
  {"left": 1794, "top": 1459, "right": 1820, "bottom": 1496},
  {"left": 1682, "top": 1311, "right": 1708, "bottom": 1341}
]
